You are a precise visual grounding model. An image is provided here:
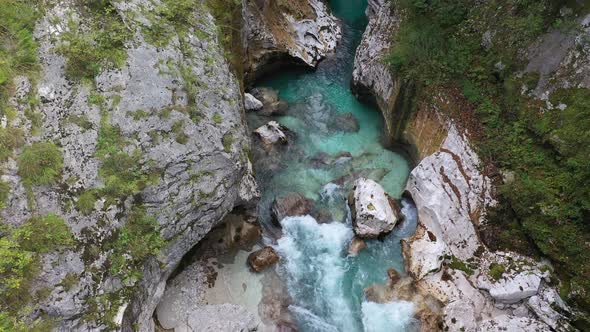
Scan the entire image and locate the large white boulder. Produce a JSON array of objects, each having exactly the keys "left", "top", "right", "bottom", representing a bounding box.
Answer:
[{"left": 348, "top": 178, "right": 400, "bottom": 238}]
